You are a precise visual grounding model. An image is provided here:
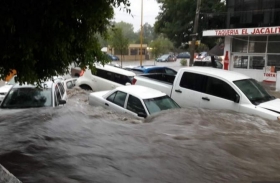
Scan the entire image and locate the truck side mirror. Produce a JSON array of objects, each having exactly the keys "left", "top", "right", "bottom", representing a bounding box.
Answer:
[{"left": 234, "top": 94, "right": 240, "bottom": 103}]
